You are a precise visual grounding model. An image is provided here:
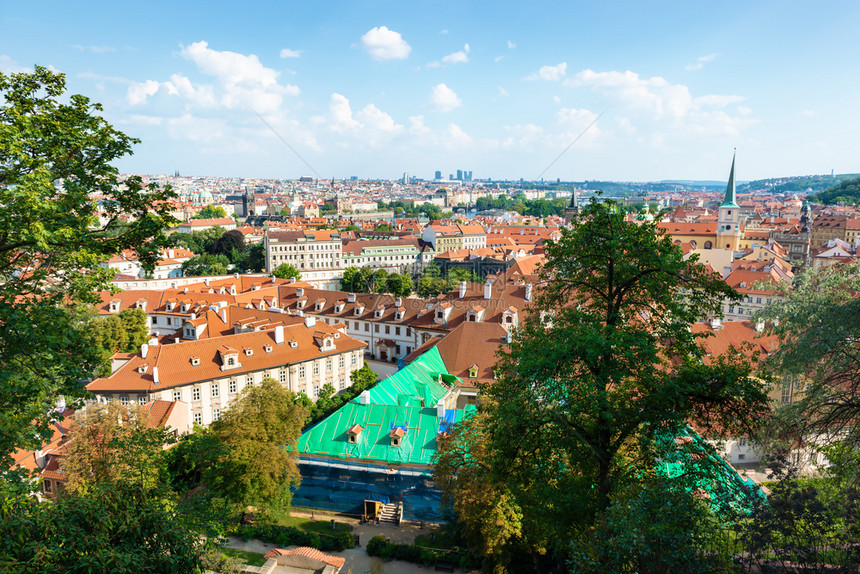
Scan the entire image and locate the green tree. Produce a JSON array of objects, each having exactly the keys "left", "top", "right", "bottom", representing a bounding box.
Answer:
[
  {"left": 386, "top": 272, "right": 413, "bottom": 296},
  {"left": 758, "top": 265, "right": 860, "bottom": 459},
  {"left": 182, "top": 253, "right": 230, "bottom": 276},
  {"left": 435, "top": 198, "right": 767, "bottom": 568},
  {"left": 208, "top": 377, "right": 308, "bottom": 517},
  {"left": 271, "top": 262, "right": 302, "bottom": 281},
  {"left": 168, "top": 226, "right": 223, "bottom": 255},
  {"left": 89, "top": 308, "right": 149, "bottom": 376},
  {"left": 0, "top": 66, "right": 177, "bottom": 474},
  {"left": 208, "top": 229, "right": 245, "bottom": 260},
  {"left": 372, "top": 269, "right": 389, "bottom": 293},
  {"left": 194, "top": 205, "right": 228, "bottom": 219},
  {"left": 0, "top": 402, "right": 206, "bottom": 573}
]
